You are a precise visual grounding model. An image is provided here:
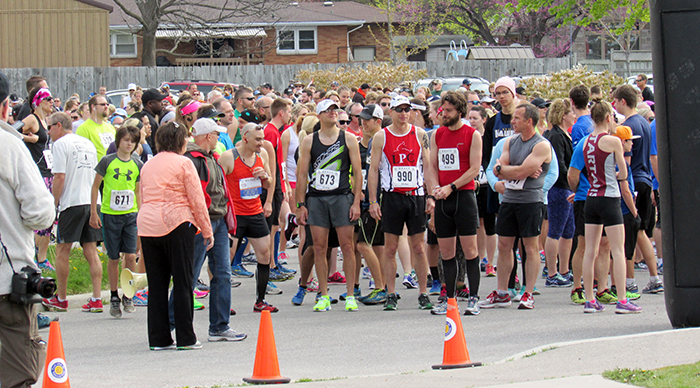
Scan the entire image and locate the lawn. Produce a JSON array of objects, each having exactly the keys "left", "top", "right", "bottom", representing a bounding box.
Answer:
[
  {"left": 41, "top": 245, "right": 111, "bottom": 295},
  {"left": 603, "top": 362, "right": 700, "bottom": 388}
]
